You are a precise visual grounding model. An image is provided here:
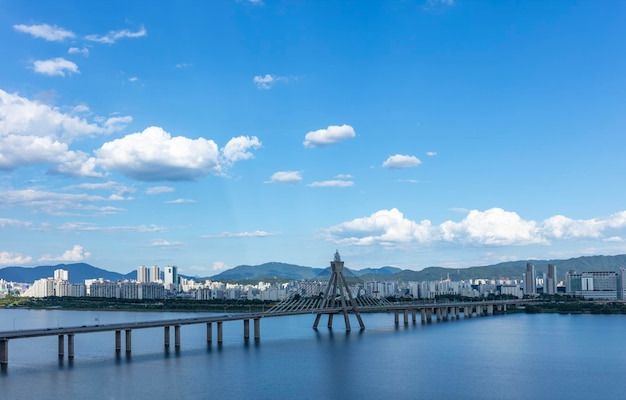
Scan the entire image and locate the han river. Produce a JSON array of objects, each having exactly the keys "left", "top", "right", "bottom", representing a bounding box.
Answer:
[{"left": 1, "top": 309, "right": 626, "bottom": 399}]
